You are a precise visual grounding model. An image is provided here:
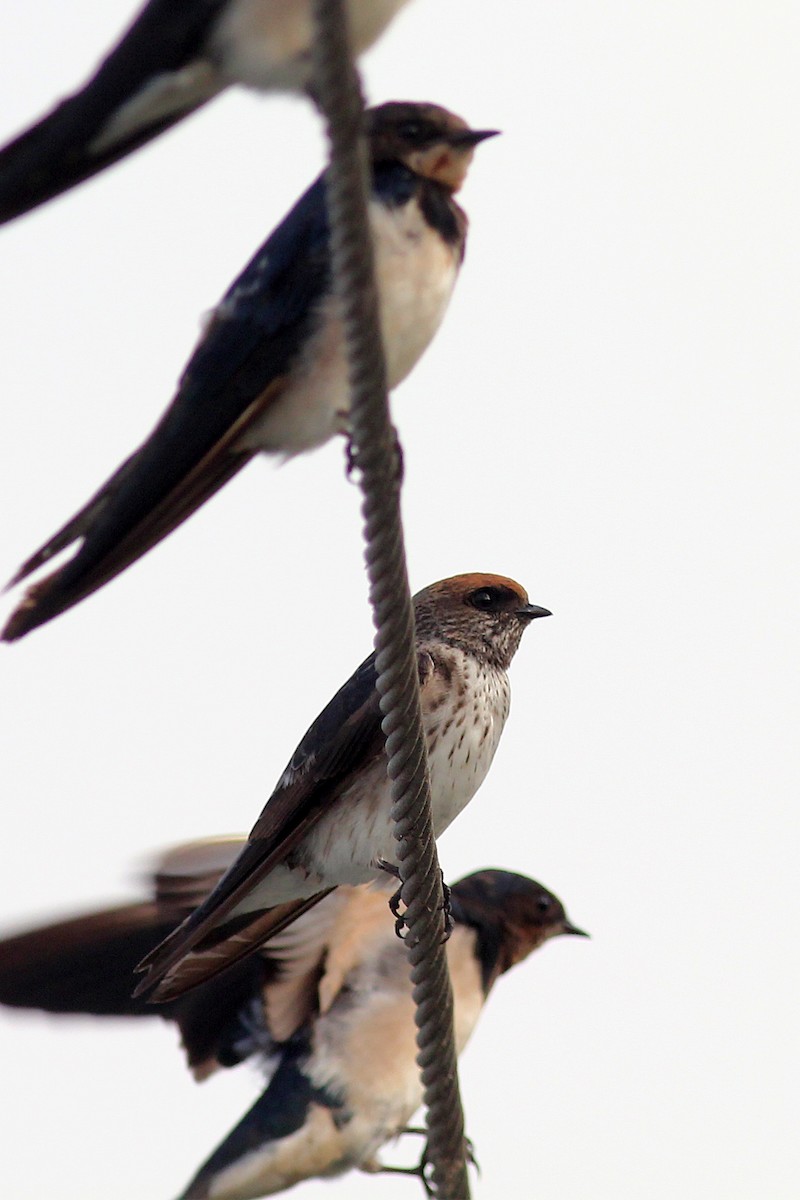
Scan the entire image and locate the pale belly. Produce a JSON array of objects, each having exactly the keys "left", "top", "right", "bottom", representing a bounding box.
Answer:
[
  {"left": 300, "top": 658, "right": 509, "bottom": 882},
  {"left": 213, "top": 0, "right": 410, "bottom": 92},
  {"left": 238, "top": 196, "right": 460, "bottom": 457},
  {"left": 232, "top": 656, "right": 508, "bottom": 916},
  {"left": 231, "top": 701, "right": 505, "bottom": 912}
]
